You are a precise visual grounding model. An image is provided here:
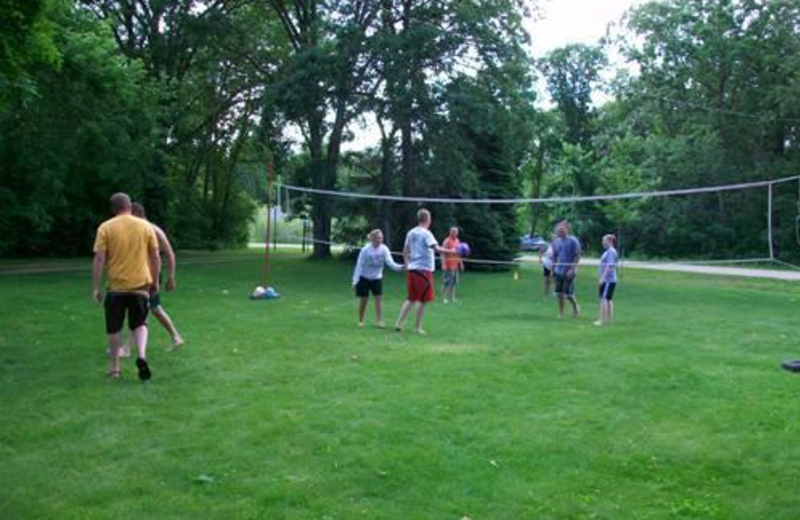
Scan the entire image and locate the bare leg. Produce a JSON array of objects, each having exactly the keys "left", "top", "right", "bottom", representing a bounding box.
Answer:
[
  {"left": 415, "top": 302, "right": 427, "bottom": 333},
  {"left": 152, "top": 306, "right": 183, "bottom": 346},
  {"left": 607, "top": 300, "right": 614, "bottom": 324},
  {"left": 358, "top": 297, "right": 369, "bottom": 326},
  {"left": 374, "top": 296, "right": 385, "bottom": 327},
  {"left": 568, "top": 295, "right": 580, "bottom": 317},
  {"left": 557, "top": 294, "right": 565, "bottom": 318},
  {"left": 544, "top": 276, "right": 551, "bottom": 297},
  {"left": 595, "top": 300, "right": 606, "bottom": 326},
  {"left": 132, "top": 325, "right": 148, "bottom": 360},
  {"left": 107, "top": 332, "right": 123, "bottom": 374},
  {"left": 395, "top": 300, "right": 414, "bottom": 331}
]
